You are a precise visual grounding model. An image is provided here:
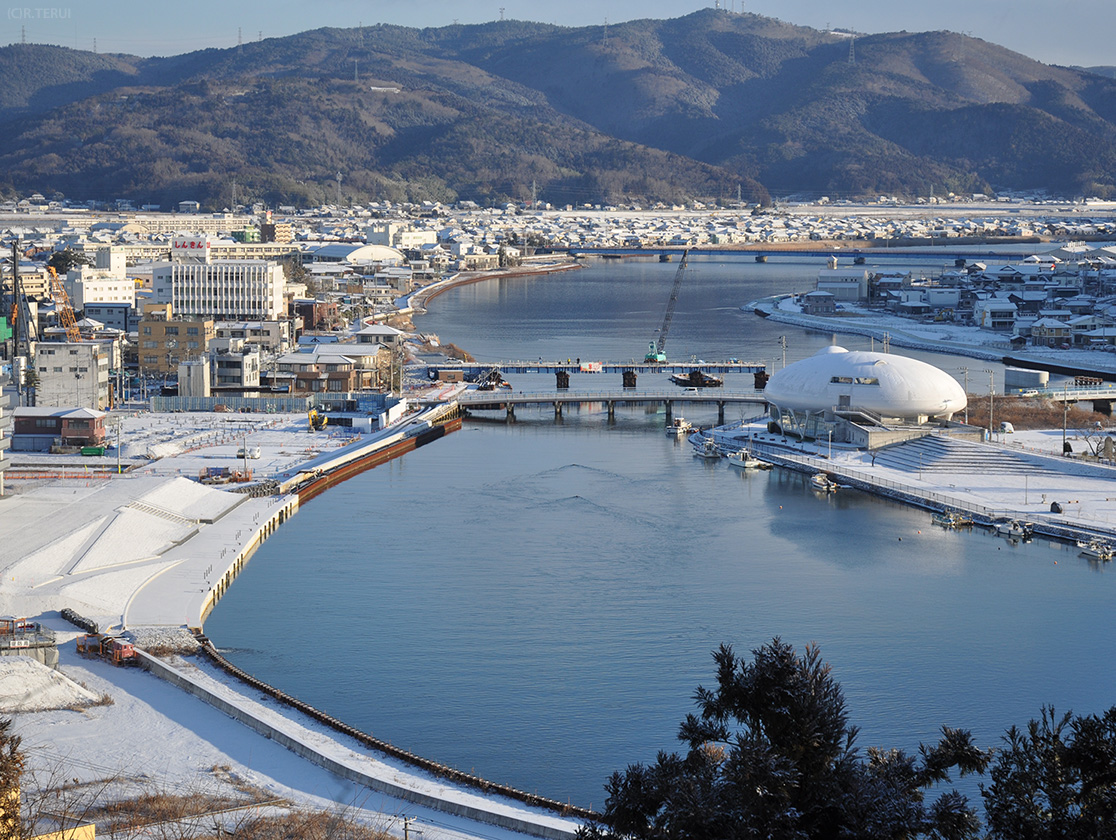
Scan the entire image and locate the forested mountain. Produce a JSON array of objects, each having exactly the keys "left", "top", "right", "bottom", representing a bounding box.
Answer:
[{"left": 2, "top": 10, "right": 1114, "bottom": 208}]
